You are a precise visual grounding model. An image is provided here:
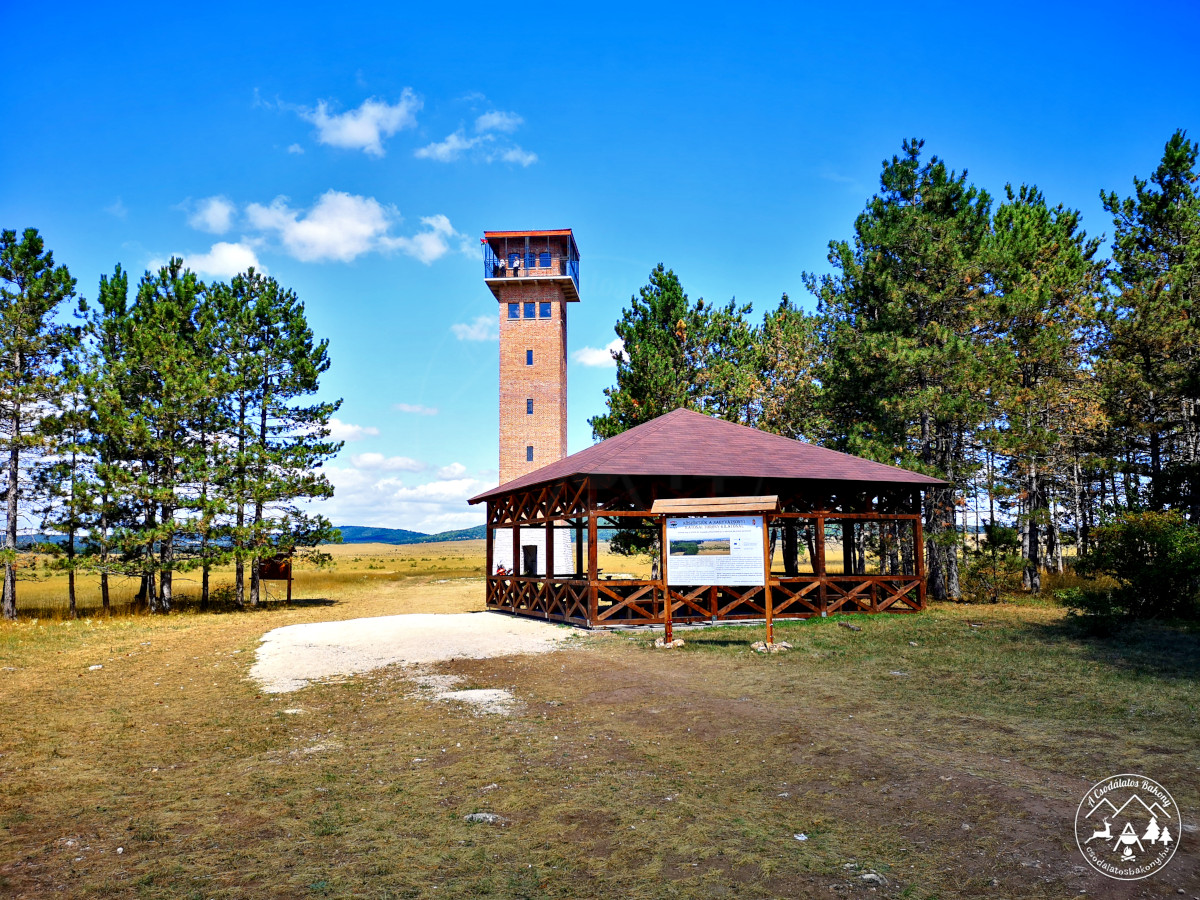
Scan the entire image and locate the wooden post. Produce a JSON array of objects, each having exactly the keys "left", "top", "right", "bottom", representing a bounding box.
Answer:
[
  {"left": 544, "top": 517, "right": 554, "bottom": 619},
  {"left": 815, "top": 516, "right": 827, "bottom": 615},
  {"left": 286, "top": 558, "right": 293, "bottom": 603},
  {"left": 485, "top": 503, "right": 495, "bottom": 590},
  {"left": 512, "top": 522, "right": 520, "bottom": 578},
  {"left": 762, "top": 515, "right": 773, "bottom": 645},
  {"left": 661, "top": 515, "right": 672, "bottom": 643},
  {"left": 575, "top": 518, "right": 583, "bottom": 578},
  {"left": 587, "top": 481, "right": 598, "bottom": 625},
  {"left": 915, "top": 513, "right": 926, "bottom": 609}
]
